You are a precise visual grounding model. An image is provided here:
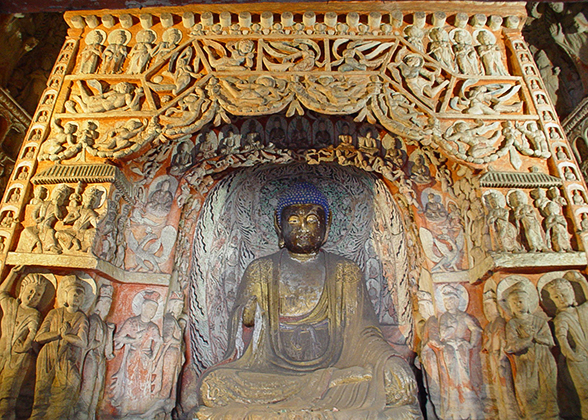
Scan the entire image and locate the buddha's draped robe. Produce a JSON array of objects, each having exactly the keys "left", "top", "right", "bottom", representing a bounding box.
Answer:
[{"left": 198, "top": 250, "right": 421, "bottom": 420}]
